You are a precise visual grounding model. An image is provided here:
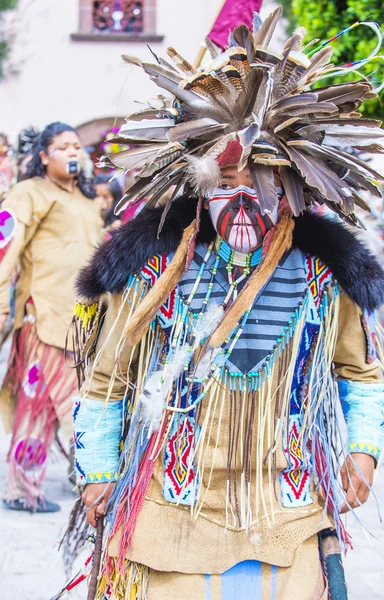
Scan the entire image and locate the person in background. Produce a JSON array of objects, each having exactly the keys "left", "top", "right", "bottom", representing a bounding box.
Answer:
[
  {"left": 94, "top": 173, "right": 123, "bottom": 229},
  {"left": 0, "top": 133, "right": 16, "bottom": 201},
  {"left": 0, "top": 121, "right": 102, "bottom": 513},
  {"left": 16, "top": 126, "right": 40, "bottom": 183}
]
